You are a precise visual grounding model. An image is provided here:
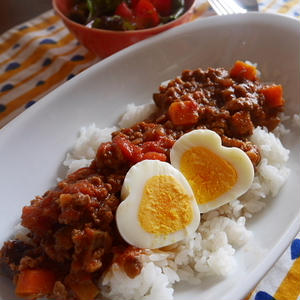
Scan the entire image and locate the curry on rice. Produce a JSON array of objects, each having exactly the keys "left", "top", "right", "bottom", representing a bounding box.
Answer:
[{"left": 0, "top": 61, "right": 284, "bottom": 300}]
